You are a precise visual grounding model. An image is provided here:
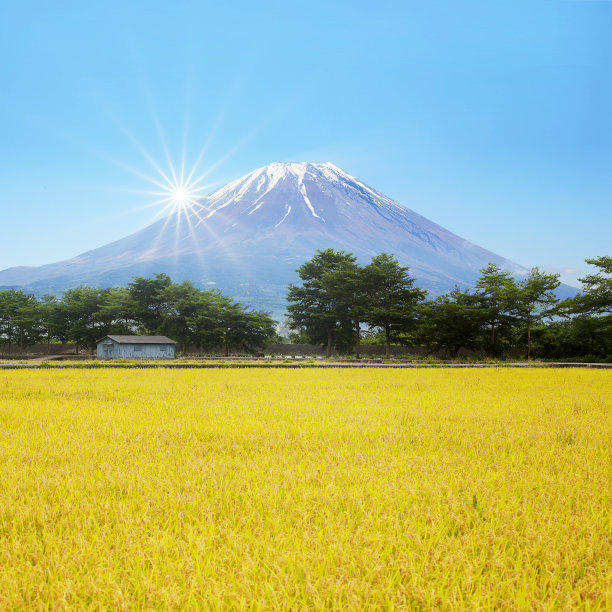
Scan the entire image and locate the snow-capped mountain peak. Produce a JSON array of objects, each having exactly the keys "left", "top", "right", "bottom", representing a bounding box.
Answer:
[{"left": 197, "top": 161, "right": 411, "bottom": 227}]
